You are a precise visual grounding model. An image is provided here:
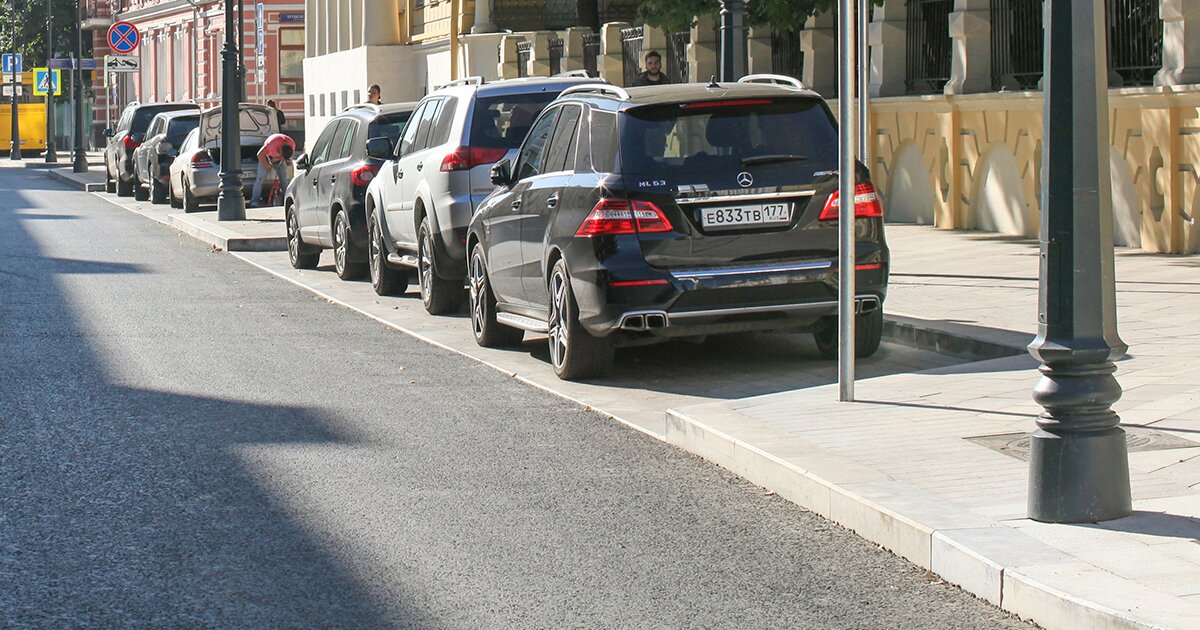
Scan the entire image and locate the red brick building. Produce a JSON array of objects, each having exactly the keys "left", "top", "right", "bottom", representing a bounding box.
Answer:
[{"left": 82, "top": 0, "right": 305, "bottom": 145}]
